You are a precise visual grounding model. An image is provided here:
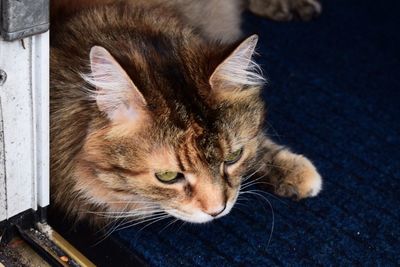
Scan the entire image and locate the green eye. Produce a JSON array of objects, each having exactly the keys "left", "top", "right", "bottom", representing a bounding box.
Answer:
[
  {"left": 155, "top": 171, "right": 183, "bottom": 183},
  {"left": 225, "top": 148, "right": 243, "bottom": 165}
]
